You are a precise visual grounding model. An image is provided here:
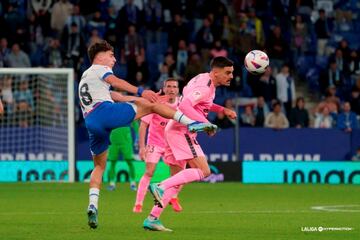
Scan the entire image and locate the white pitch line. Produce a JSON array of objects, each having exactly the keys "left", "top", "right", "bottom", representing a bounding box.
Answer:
[
  {"left": 189, "top": 210, "right": 313, "bottom": 214},
  {"left": 311, "top": 205, "right": 360, "bottom": 213}
]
